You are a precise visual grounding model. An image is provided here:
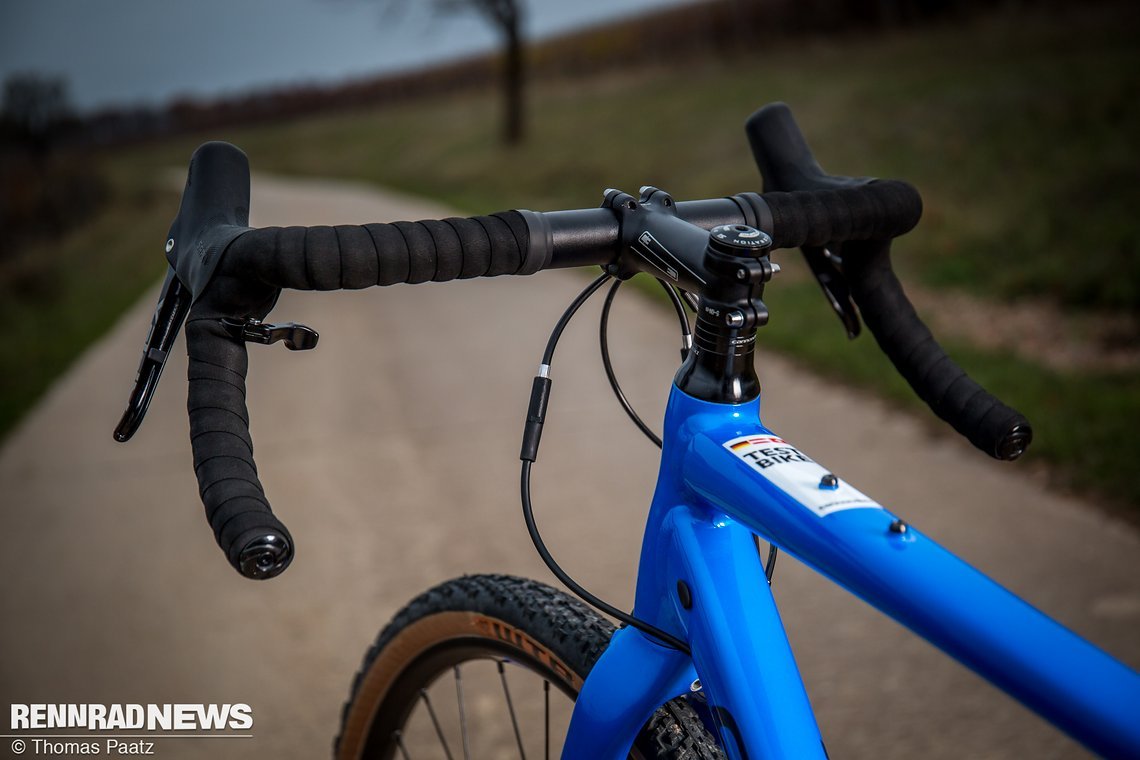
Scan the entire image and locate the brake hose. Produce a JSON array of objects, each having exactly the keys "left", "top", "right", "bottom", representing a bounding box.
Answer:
[
  {"left": 598, "top": 278, "right": 691, "bottom": 449},
  {"left": 598, "top": 279, "right": 779, "bottom": 583},
  {"left": 519, "top": 273, "right": 691, "bottom": 654}
]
